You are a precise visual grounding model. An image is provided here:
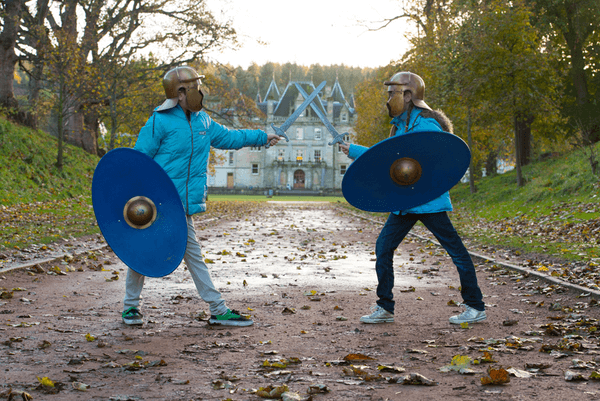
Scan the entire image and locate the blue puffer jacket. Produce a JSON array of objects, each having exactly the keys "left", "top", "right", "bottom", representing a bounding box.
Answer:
[
  {"left": 347, "top": 108, "right": 453, "bottom": 215},
  {"left": 134, "top": 105, "right": 267, "bottom": 215}
]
